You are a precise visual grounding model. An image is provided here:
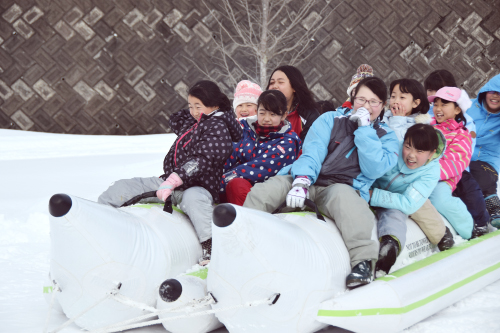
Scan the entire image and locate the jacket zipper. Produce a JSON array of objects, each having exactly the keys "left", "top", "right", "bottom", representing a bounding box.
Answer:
[{"left": 385, "top": 173, "right": 403, "bottom": 190}]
